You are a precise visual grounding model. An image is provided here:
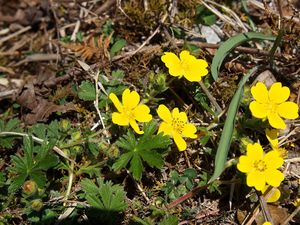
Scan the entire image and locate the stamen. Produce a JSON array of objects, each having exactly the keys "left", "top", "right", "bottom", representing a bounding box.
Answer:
[
  {"left": 172, "top": 117, "right": 185, "bottom": 134},
  {"left": 254, "top": 160, "right": 267, "bottom": 172}
]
